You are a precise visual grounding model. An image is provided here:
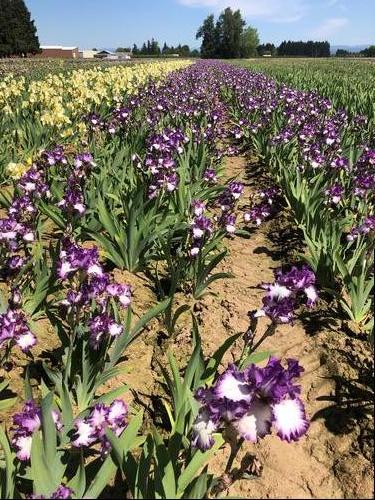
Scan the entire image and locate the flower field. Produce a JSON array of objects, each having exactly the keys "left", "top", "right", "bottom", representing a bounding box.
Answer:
[{"left": 0, "top": 59, "right": 373, "bottom": 499}]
